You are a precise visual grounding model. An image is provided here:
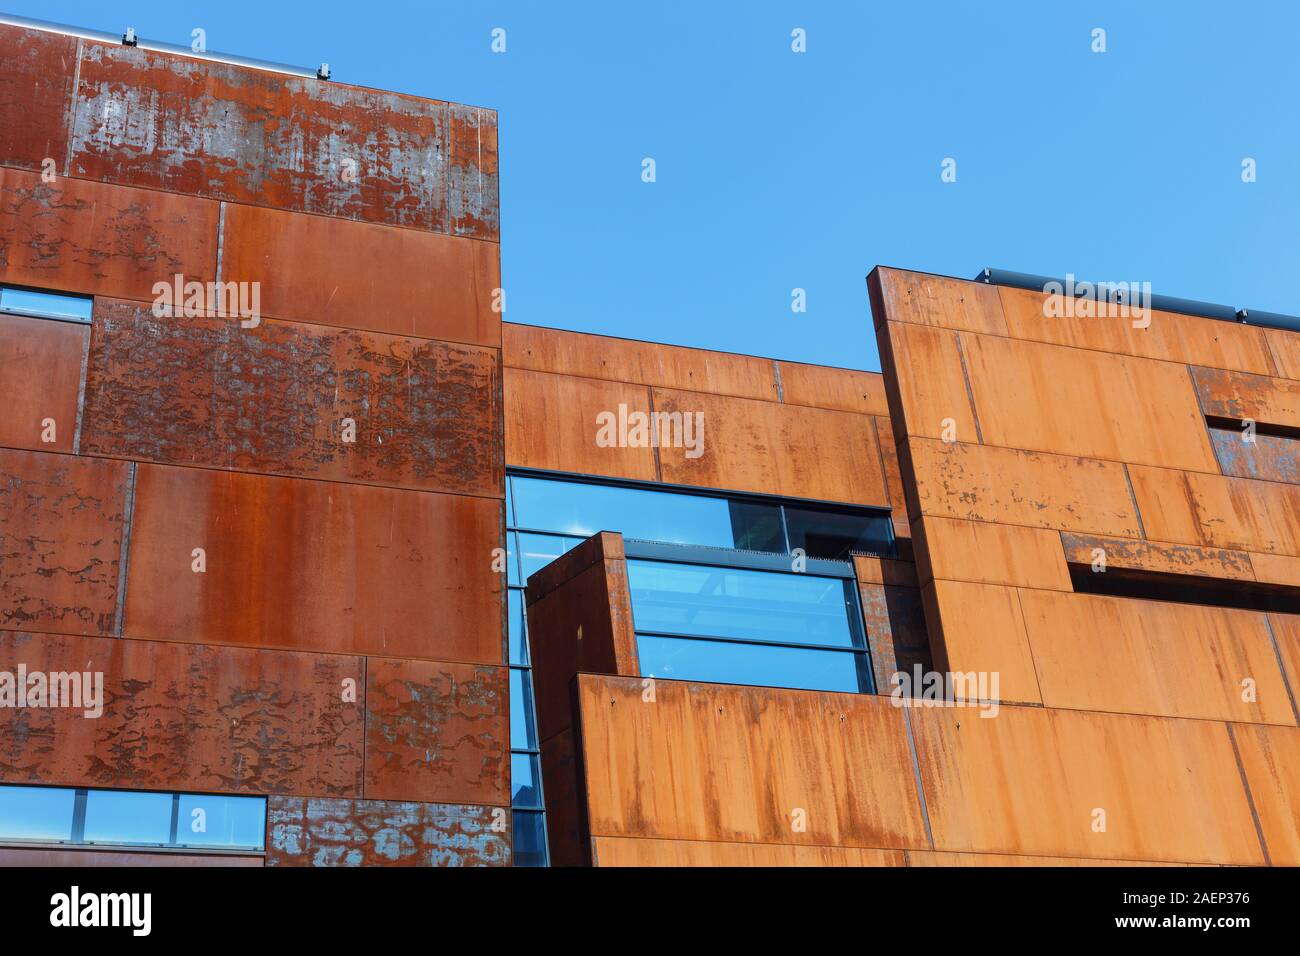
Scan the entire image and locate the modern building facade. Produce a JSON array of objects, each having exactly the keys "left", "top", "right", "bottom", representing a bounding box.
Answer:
[{"left": 0, "top": 19, "right": 1297, "bottom": 867}]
